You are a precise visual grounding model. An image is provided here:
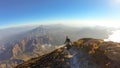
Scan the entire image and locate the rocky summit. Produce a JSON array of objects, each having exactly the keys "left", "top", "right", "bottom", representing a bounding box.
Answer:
[{"left": 15, "top": 38, "right": 120, "bottom": 68}]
